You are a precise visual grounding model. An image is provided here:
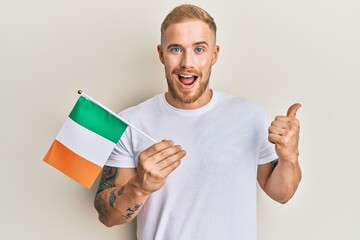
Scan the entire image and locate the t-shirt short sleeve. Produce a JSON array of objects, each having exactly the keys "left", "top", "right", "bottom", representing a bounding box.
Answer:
[
  {"left": 258, "top": 109, "right": 278, "bottom": 165},
  {"left": 105, "top": 128, "right": 136, "bottom": 168},
  {"left": 258, "top": 139, "right": 278, "bottom": 165}
]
